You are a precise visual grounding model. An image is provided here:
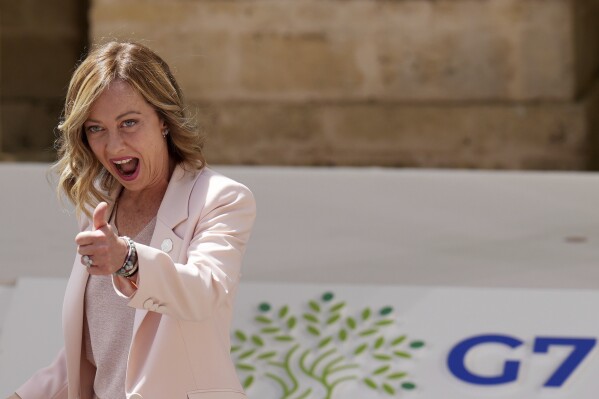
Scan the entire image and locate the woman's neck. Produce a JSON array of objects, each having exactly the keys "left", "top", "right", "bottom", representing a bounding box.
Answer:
[{"left": 119, "top": 183, "right": 168, "bottom": 217}]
